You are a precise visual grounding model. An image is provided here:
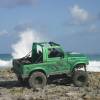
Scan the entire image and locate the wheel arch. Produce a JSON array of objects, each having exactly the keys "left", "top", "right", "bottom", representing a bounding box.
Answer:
[
  {"left": 29, "top": 69, "right": 47, "bottom": 78},
  {"left": 72, "top": 62, "right": 87, "bottom": 71}
]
